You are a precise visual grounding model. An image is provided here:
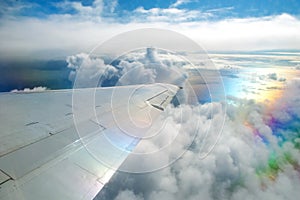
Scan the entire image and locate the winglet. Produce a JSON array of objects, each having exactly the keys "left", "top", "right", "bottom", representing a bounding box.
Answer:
[{"left": 146, "top": 83, "right": 180, "bottom": 111}]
